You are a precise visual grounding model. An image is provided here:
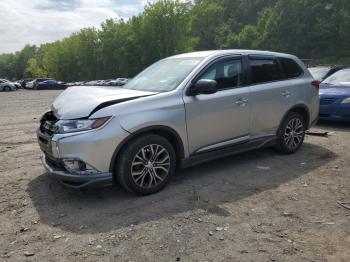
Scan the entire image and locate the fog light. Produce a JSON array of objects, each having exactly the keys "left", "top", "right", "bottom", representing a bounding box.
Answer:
[{"left": 62, "top": 159, "right": 99, "bottom": 175}]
